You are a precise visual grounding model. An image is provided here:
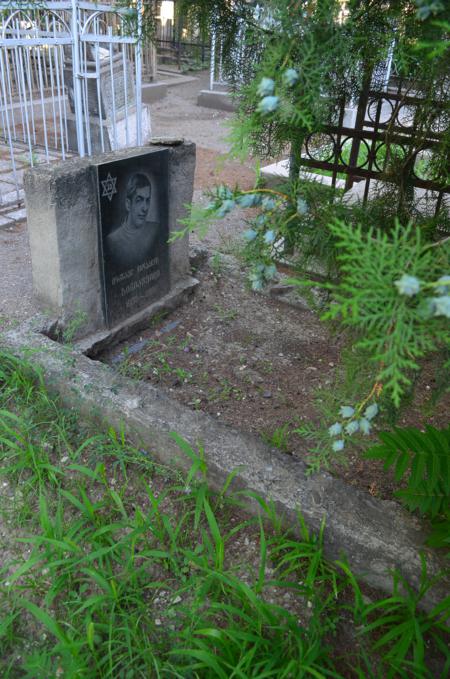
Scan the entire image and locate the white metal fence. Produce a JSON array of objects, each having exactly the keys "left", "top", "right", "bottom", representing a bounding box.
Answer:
[
  {"left": 209, "top": 21, "right": 245, "bottom": 93},
  {"left": 0, "top": 0, "right": 147, "bottom": 213}
]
